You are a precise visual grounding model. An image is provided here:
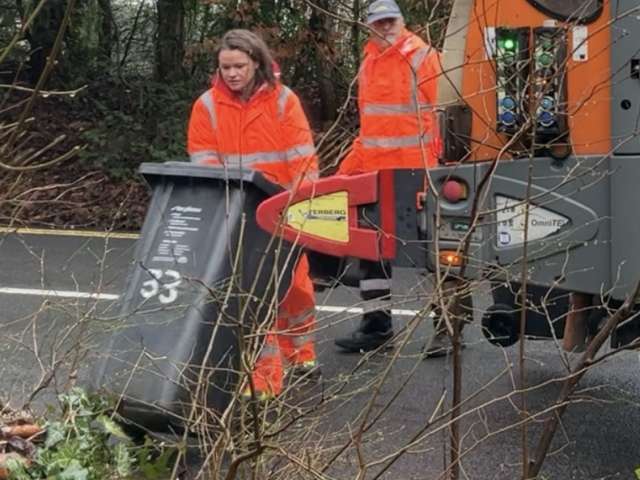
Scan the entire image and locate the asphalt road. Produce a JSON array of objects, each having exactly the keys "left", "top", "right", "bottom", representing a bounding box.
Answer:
[{"left": 0, "top": 230, "right": 638, "bottom": 479}]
